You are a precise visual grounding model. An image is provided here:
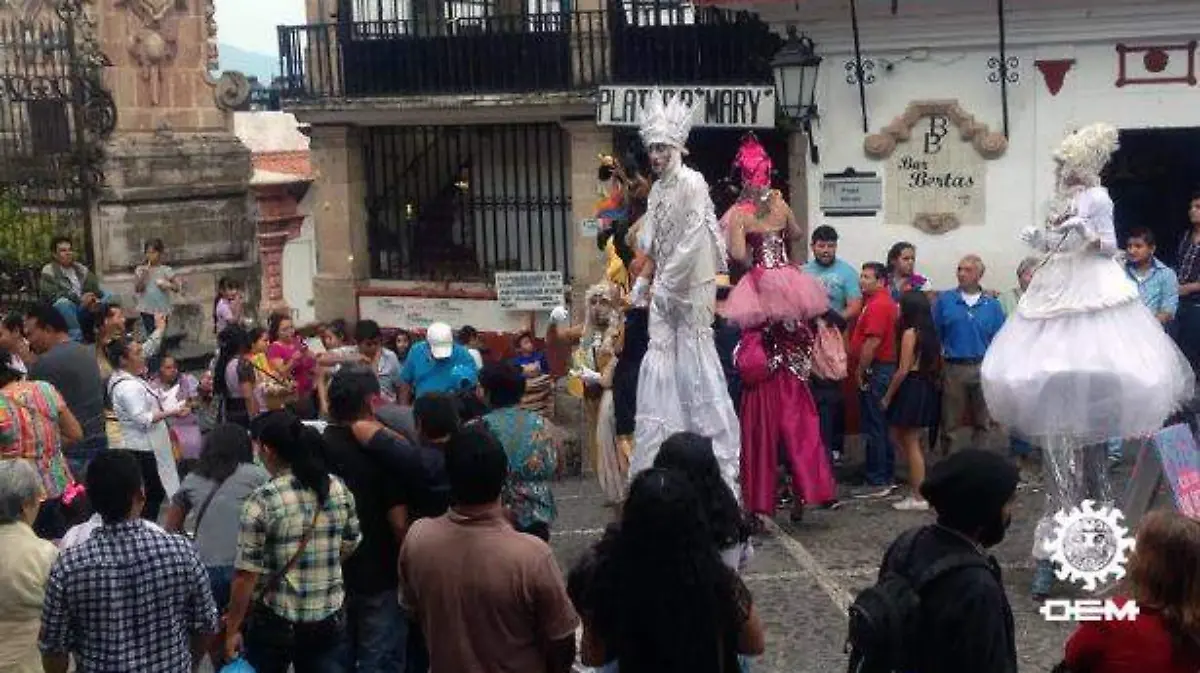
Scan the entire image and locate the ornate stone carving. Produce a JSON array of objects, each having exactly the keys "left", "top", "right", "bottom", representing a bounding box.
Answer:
[
  {"left": 203, "top": 0, "right": 219, "bottom": 76},
  {"left": 214, "top": 70, "right": 251, "bottom": 111},
  {"left": 863, "top": 100, "right": 1008, "bottom": 160},
  {"left": 118, "top": 0, "right": 180, "bottom": 106},
  {"left": 912, "top": 213, "right": 962, "bottom": 235}
]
